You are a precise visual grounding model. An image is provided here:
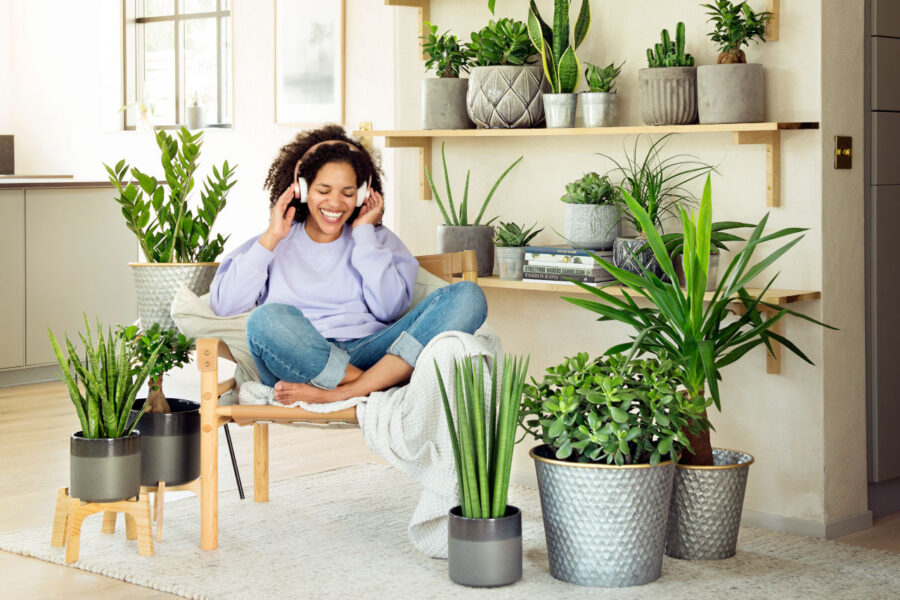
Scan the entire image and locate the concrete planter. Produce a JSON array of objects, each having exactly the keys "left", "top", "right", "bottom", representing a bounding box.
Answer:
[
  {"left": 448, "top": 505, "right": 522, "bottom": 587},
  {"left": 70, "top": 431, "right": 141, "bottom": 503},
  {"left": 543, "top": 93, "right": 577, "bottom": 128},
  {"left": 581, "top": 92, "right": 617, "bottom": 127},
  {"left": 564, "top": 204, "right": 620, "bottom": 250},
  {"left": 130, "top": 262, "right": 218, "bottom": 331},
  {"left": 638, "top": 67, "right": 698, "bottom": 126},
  {"left": 437, "top": 225, "right": 495, "bottom": 277},
  {"left": 131, "top": 398, "right": 200, "bottom": 486},
  {"left": 466, "top": 65, "right": 547, "bottom": 129},
  {"left": 422, "top": 78, "right": 474, "bottom": 130},
  {"left": 495, "top": 246, "right": 526, "bottom": 280},
  {"left": 698, "top": 63, "right": 765, "bottom": 124}
]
